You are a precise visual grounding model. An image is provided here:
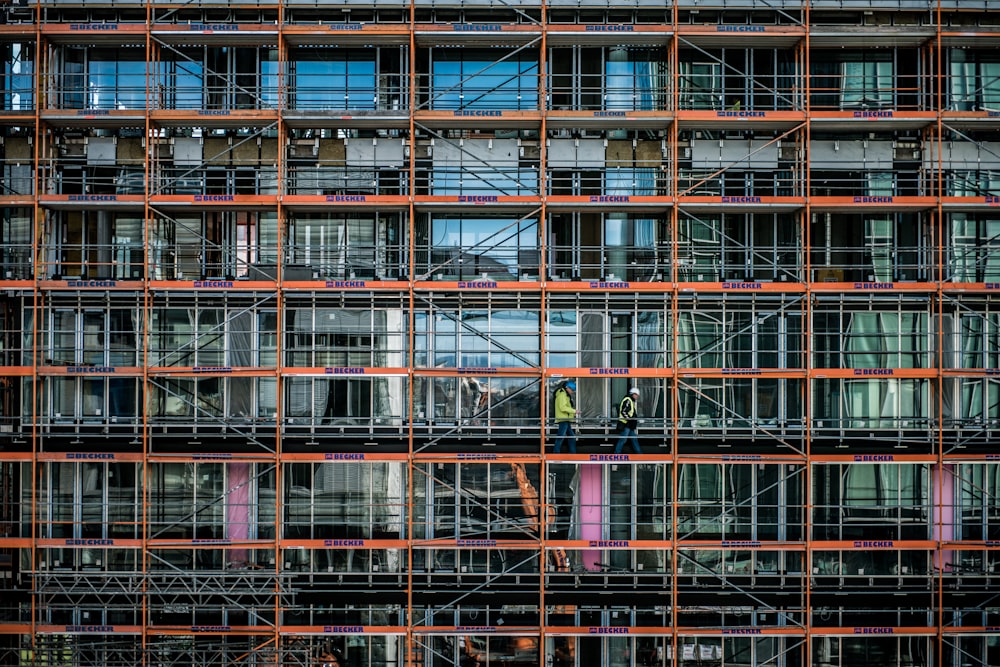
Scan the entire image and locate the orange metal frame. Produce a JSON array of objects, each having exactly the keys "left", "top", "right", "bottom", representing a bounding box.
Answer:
[{"left": 0, "top": 1, "right": 998, "bottom": 665}]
